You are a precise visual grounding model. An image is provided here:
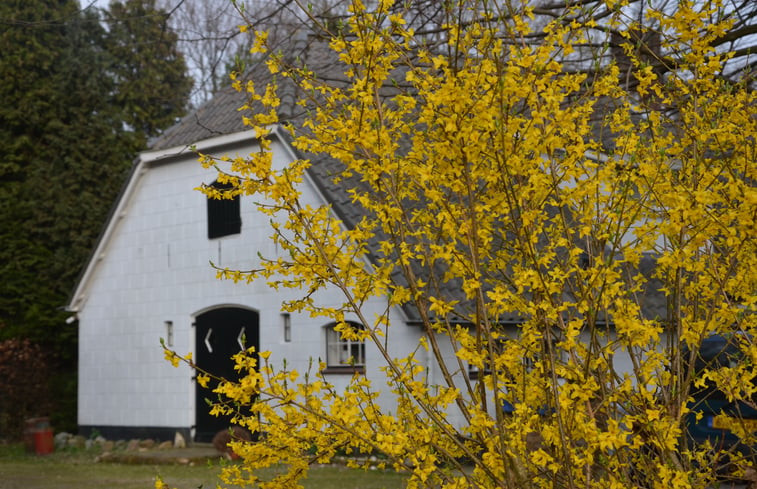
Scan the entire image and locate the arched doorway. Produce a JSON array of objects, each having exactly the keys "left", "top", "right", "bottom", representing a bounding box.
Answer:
[{"left": 194, "top": 306, "right": 259, "bottom": 442}]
